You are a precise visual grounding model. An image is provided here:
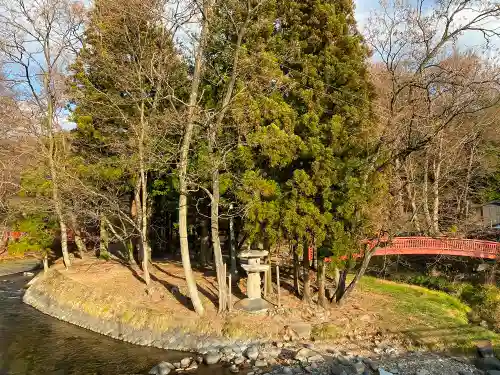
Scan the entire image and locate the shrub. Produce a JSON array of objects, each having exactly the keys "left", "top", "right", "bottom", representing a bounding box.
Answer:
[{"left": 7, "top": 214, "right": 56, "bottom": 257}]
